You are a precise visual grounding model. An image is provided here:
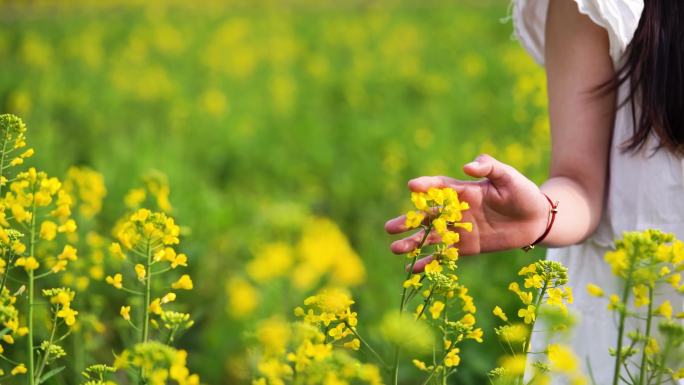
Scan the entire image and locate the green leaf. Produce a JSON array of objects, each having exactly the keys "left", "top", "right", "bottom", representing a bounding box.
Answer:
[{"left": 38, "top": 366, "right": 65, "bottom": 384}]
